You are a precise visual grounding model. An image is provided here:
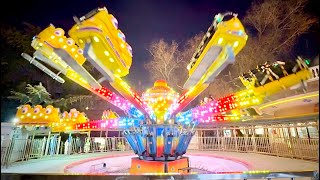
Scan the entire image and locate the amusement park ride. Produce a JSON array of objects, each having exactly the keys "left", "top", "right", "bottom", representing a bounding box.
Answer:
[{"left": 17, "top": 7, "right": 311, "bottom": 173}]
